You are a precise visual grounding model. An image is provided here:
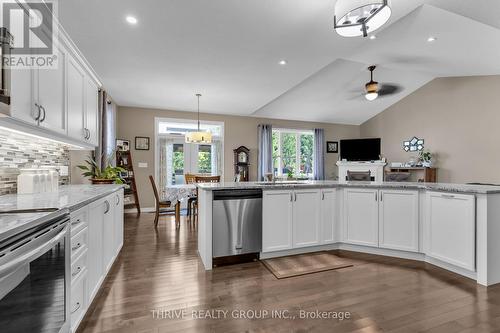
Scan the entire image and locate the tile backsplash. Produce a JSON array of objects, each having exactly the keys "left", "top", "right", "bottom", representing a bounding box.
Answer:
[{"left": 0, "top": 130, "right": 70, "bottom": 195}]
